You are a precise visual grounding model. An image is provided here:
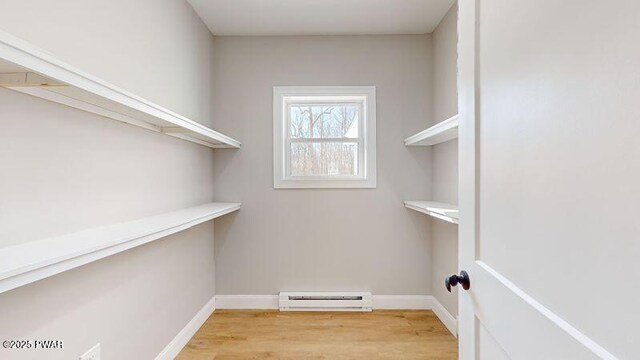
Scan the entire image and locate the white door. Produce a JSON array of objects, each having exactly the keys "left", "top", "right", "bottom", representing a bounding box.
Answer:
[{"left": 456, "top": 0, "right": 640, "bottom": 359}]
